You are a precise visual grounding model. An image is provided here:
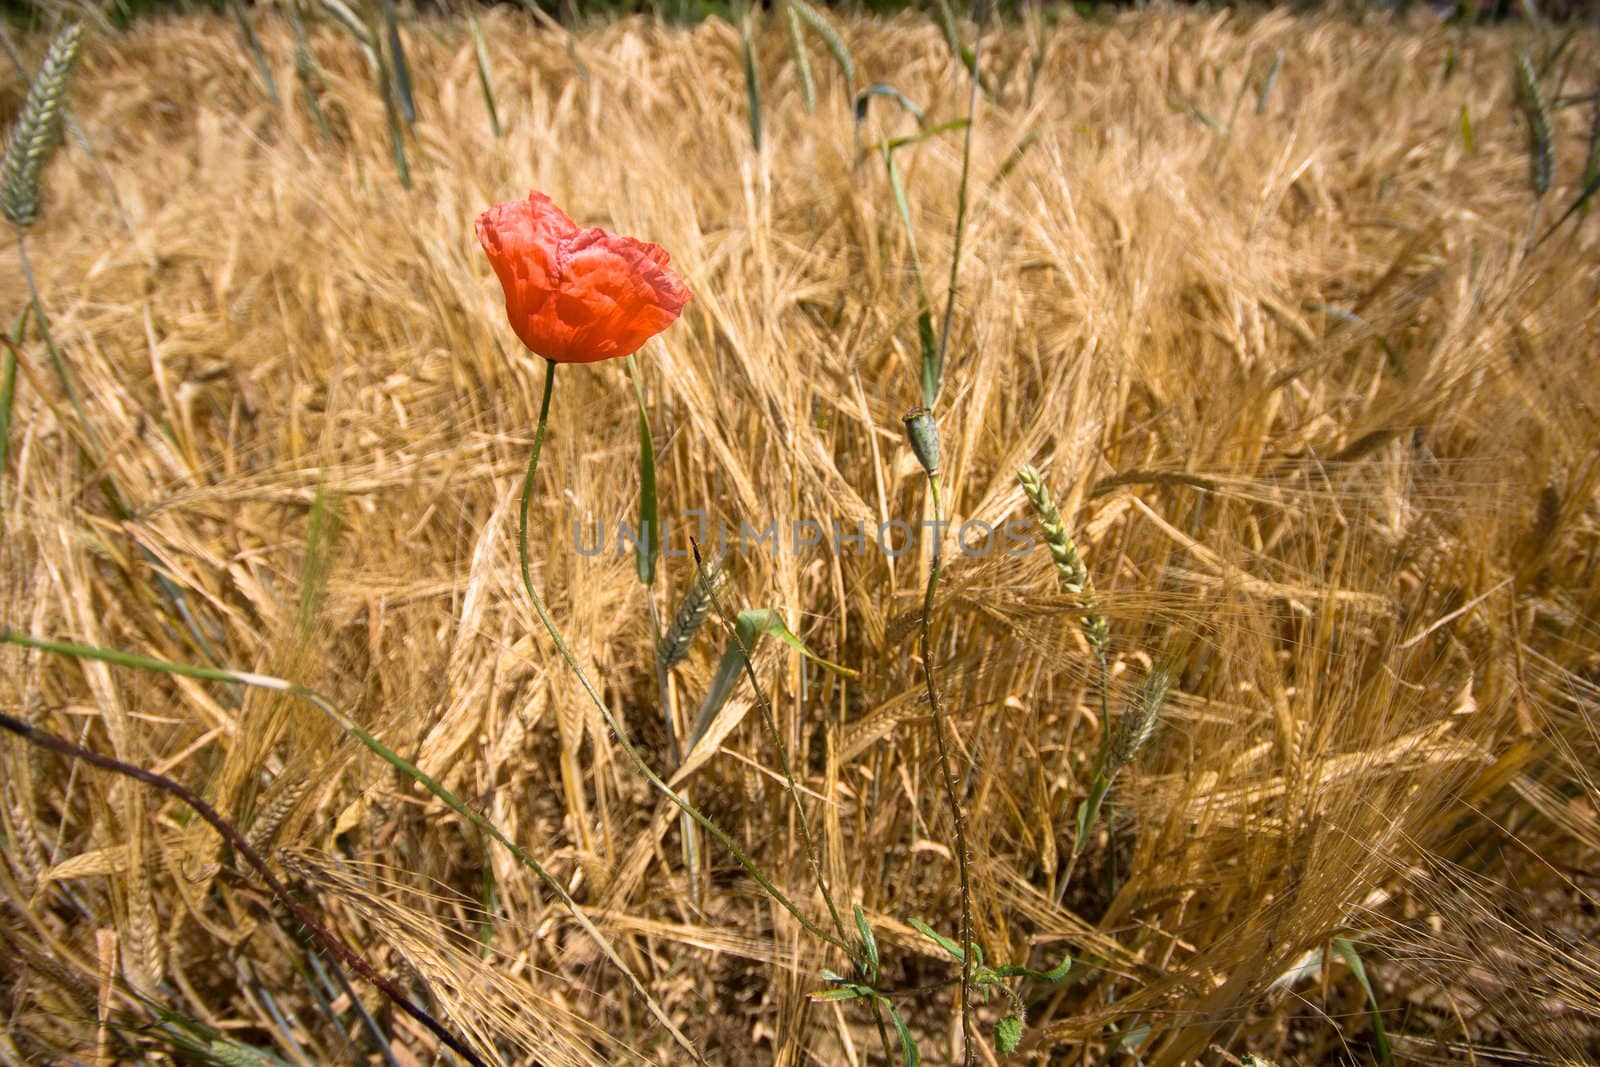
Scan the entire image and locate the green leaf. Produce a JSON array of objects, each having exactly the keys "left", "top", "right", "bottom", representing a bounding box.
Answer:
[
  {"left": 1459, "top": 102, "right": 1474, "bottom": 152},
  {"left": 1119, "top": 1021, "right": 1152, "bottom": 1050},
  {"left": 1256, "top": 52, "right": 1282, "bottom": 115},
  {"left": 1332, "top": 938, "right": 1394, "bottom": 1067},
  {"left": 740, "top": 608, "right": 857, "bottom": 678},
  {"left": 741, "top": 11, "right": 762, "bottom": 151},
  {"left": 688, "top": 640, "right": 749, "bottom": 748},
  {"left": 296, "top": 486, "right": 343, "bottom": 642},
  {"left": 917, "top": 310, "right": 940, "bottom": 410},
  {"left": 867, "top": 118, "right": 970, "bottom": 154},
  {"left": 854, "top": 905, "right": 880, "bottom": 972},
  {"left": 469, "top": 13, "right": 501, "bottom": 139},
  {"left": 908, "top": 917, "right": 964, "bottom": 962},
  {"left": 884, "top": 999, "right": 921, "bottom": 1067},
  {"left": 0, "top": 311, "right": 23, "bottom": 486},
  {"left": 228, "top": 1, "right": 279, "bottom": 103},
  {"left": 1073, "top": 776, "right": 1110, "bottom": 857},
  {"left": 688, "top": 608, "right": 854, "bottom": 748},
  {"left": 994, "top": 1015, "right": 1023, "bottom": 1054},
  {"left": 626, "top": 356, "right": 659, "bottom": 586},
  {"left": 854, "top": 83, "right": 926, "bottom": 126},
  {"left": 992, "top": 953, "right": 1072, "bottom": 983},
  {"left": 384, "top": 0, "right": 415, "bottom": 125},
  {"left": 809, "top": 985, "right": 873, "bottom": 1002}
]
